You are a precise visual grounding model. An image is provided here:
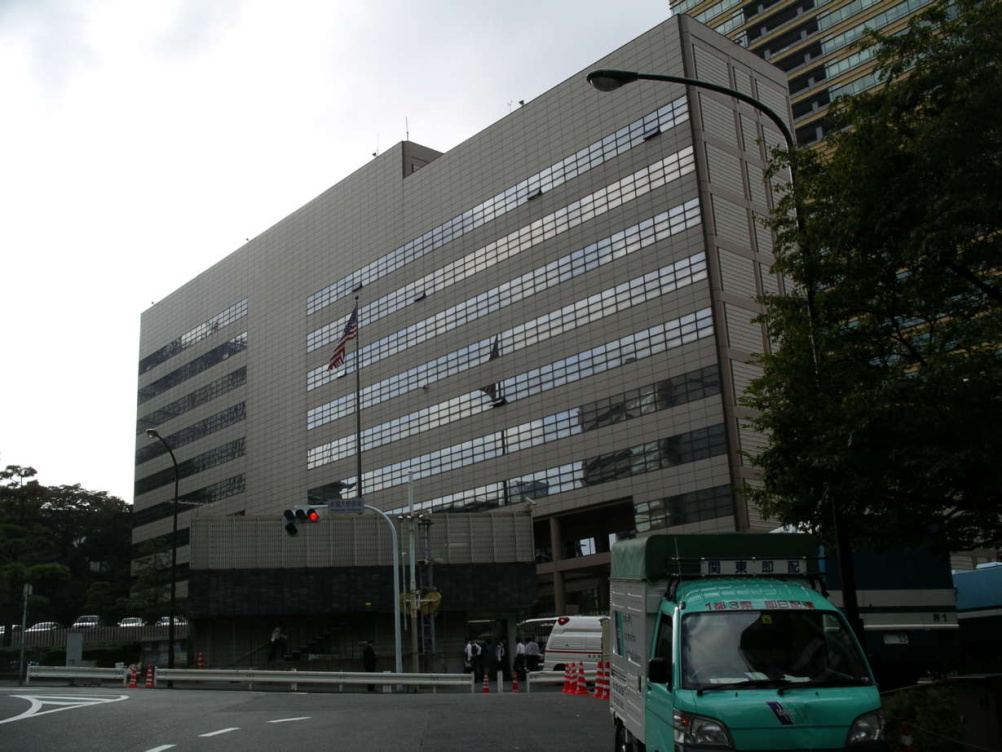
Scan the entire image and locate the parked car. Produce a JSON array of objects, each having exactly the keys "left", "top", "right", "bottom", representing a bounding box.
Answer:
[
  {"left": 71, "top": 615, "right": 102, "bottom": 629},
  {"left": 117, "top": 617, "right": 147, "bottom": 628},
  {"left": 26, "top": 622, "right": 62, "bottom": 632},
  {"left": 156, "top": 616, "right": 188, "bottom": 627}
]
